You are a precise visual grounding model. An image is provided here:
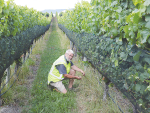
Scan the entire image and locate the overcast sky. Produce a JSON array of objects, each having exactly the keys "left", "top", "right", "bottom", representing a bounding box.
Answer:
[{"left": 5, "top": 0, "right": 91, "bottom": 11}]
